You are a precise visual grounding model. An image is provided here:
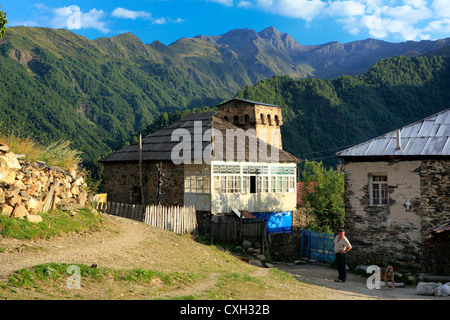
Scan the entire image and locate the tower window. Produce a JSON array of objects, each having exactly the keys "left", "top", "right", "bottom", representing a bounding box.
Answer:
[
  {"left": 260, "top": 113, "right": 265, "bottom": 125},
  {"left": 267, "top": 114, "right": 272, "bottom": 125},
  {"left": 275, "top": 115, "right": 279, "bottom": 126},
  {"left": 233, "top": 115, "right": 239, "bottom": 125}
]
